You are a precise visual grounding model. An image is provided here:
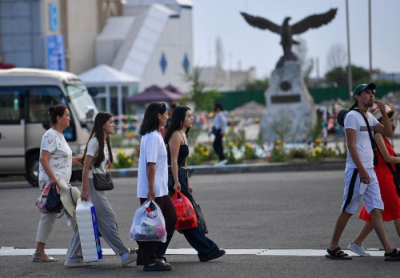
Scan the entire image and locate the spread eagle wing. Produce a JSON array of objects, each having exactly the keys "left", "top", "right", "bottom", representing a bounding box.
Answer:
[
  {"left": 240, "top": 12, "right": 280, "bottom": 34},
  {"left": 291, "top": 8, "right": 337, "bottom": 35}
]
